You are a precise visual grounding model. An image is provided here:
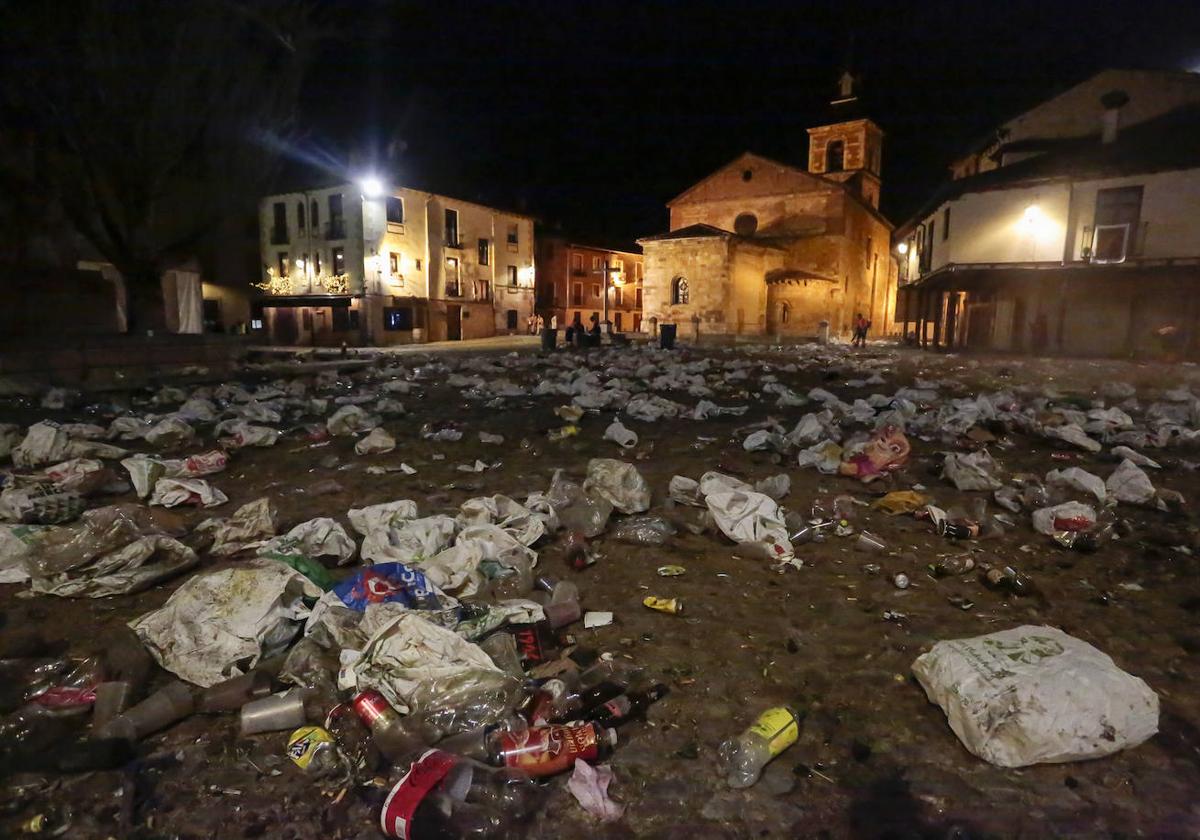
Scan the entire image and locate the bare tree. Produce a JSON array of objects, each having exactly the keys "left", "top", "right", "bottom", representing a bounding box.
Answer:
[{"left": 0, "top": 0, "right": 315, "bottom": 331}]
